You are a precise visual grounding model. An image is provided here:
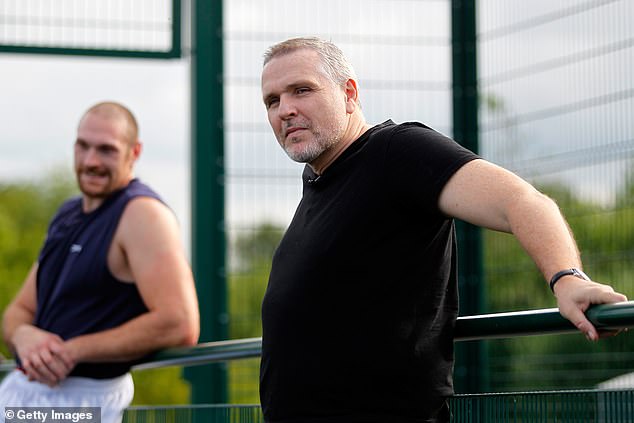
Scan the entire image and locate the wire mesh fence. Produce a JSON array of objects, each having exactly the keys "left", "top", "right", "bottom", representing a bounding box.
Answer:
[
  {"left": 478, "top": 0, "right": 634, "bottom": 392},
  {"left": 123, "top": 404, "right": 264, "bottom": 423},
  {"left": 450, "top": 389, "right": 634, "bottom": 423},
  {"left": 122, "top": 390, "right": 634, "bottom": 422},
  {"left": 0, "top": 0, "right": 179, "bottom": 56},
  {"left": 1, "top": 0, "right": 634, "bottom": 408}
]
